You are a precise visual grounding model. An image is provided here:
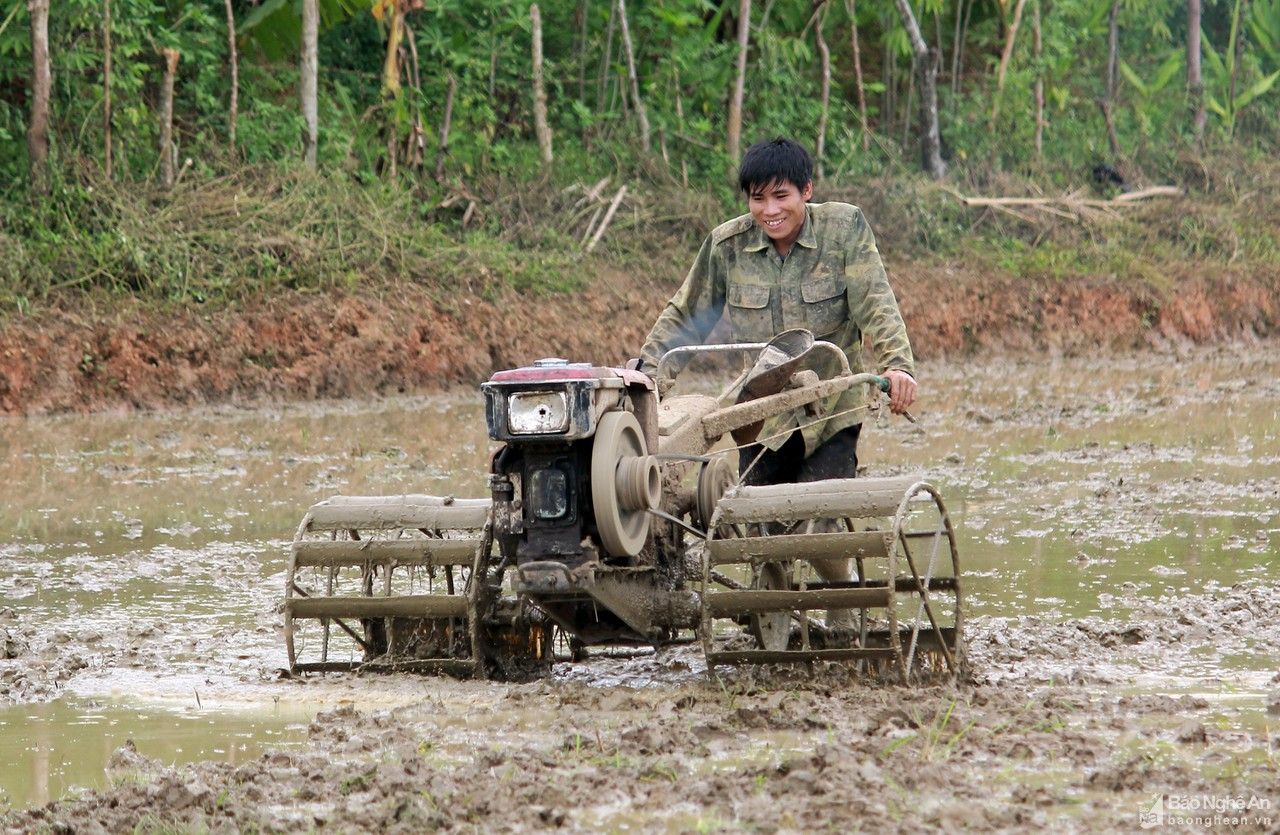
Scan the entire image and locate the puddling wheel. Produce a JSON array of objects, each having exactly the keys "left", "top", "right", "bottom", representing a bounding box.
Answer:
[{"left": 699, "top": 475, "right": 963, "bottom": 682}]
